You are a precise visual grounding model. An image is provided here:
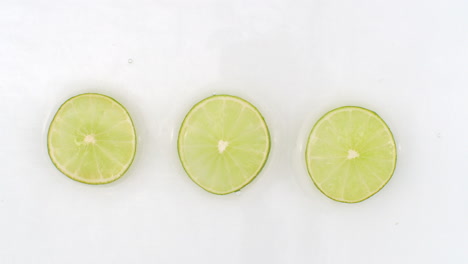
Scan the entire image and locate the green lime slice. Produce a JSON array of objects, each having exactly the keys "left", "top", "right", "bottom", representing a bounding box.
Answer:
[
  {"left": 178, "top": 95, "right": 271, "bottom": 195},
  {"left": 305, "top": 106, "right": 397, "bottom": 203},
  {"left": 47, "top": 93, "right": 137, "bottom": 184}
]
